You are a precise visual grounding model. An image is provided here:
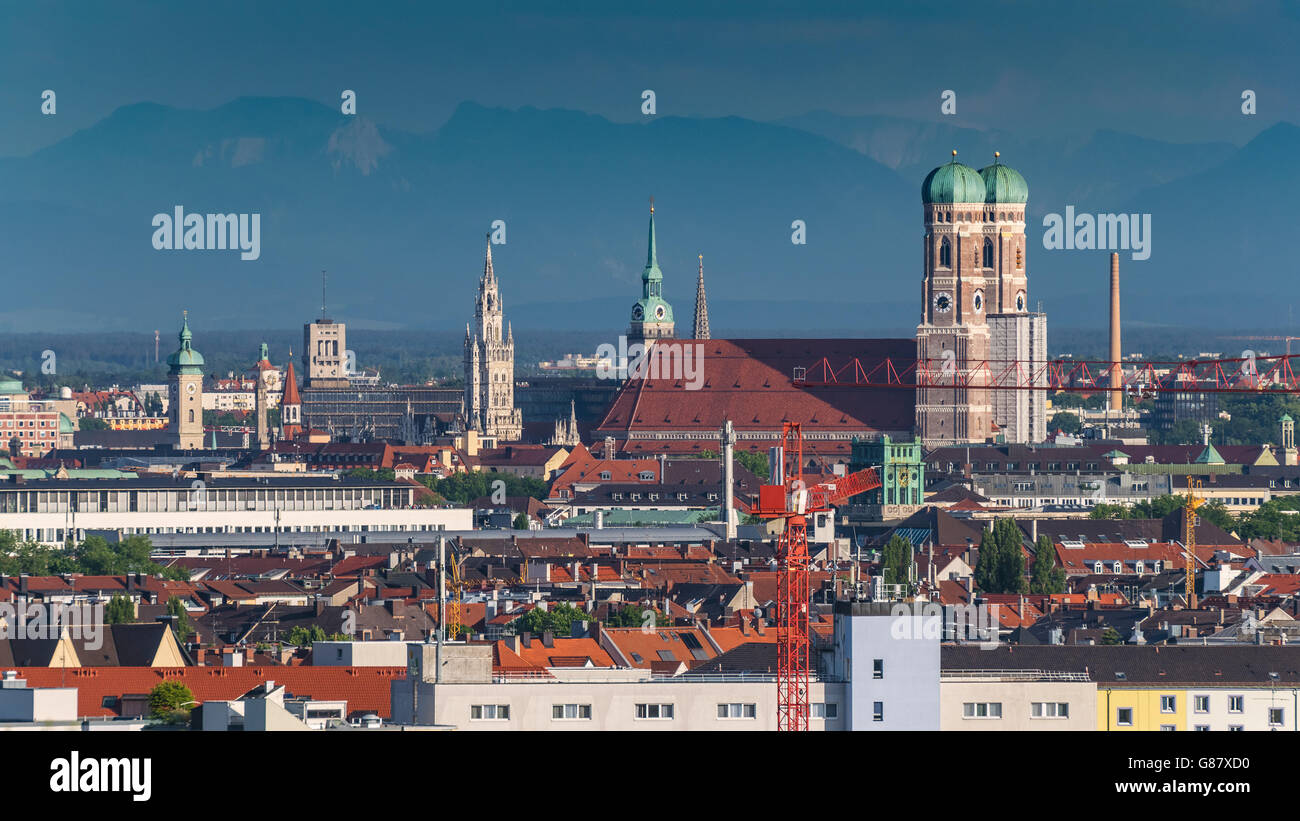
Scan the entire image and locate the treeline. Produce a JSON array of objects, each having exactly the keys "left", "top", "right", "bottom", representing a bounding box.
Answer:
[{"left": 0, "top": 532, "right": 187, "bottom": 580}]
